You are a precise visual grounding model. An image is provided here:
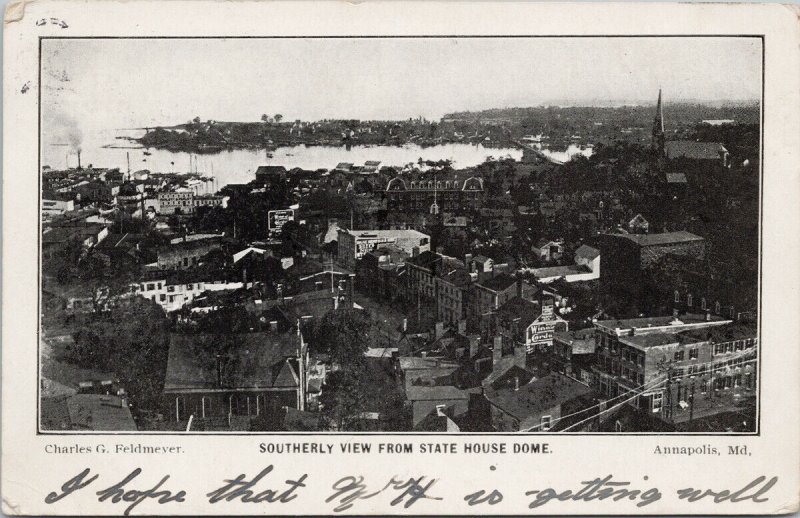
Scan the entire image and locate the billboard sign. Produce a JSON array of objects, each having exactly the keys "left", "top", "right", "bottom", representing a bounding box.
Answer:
[{"left": 268, "top": 209, "right": 295, "bottom": 235}]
